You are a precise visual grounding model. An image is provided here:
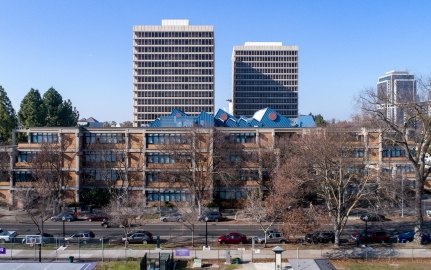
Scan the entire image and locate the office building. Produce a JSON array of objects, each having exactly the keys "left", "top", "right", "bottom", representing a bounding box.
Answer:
[
  {"left": 377, "top": 71, "right": 416, "bottom": 124},
  {"left": 232, "top": 42, "right": 299, "bottom": 118},
  {"left": 133, "top": 19, "right": 215, "bottom": 127}
]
